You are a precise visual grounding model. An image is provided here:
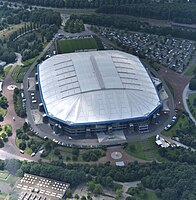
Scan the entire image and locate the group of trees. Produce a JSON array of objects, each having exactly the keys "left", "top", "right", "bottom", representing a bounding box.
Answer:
[
  {"left": 0, "top": 159, "right": 194, "bottom": 200},
  {"left": 82, "top": 149, "right": 105, "bottom": 162},
  {"left": 13, "top": 88, "right": 26, "bottom": 117},
  {"left": 9, "top": 23, "right": 58, "bottom": 61},
  {"left": 71, "top": 14, "right": 196, "bottom": 41},
  {"left": 0, "top": 94, "right": 8, "bottom": 121},
  {"left": 5, "top": 0, "right": 65, "bottom": 8},
  {"left": 96, "top": 3, "right": 196, "bottom": 24},
  {"left": 173, "top": 115, "right": 196, "bottom": 148},
  {"left": 189, "top": 66, "right": 196, "bottom": 90},
  {"left": 158, "top": 147, "right": 196, "bottom": 164},
  {"left": 0, "top": 46, "right": 16, "bottom": 63},
  {"left": 64, "top": 18, "right": 85, "bottom": 33}
]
